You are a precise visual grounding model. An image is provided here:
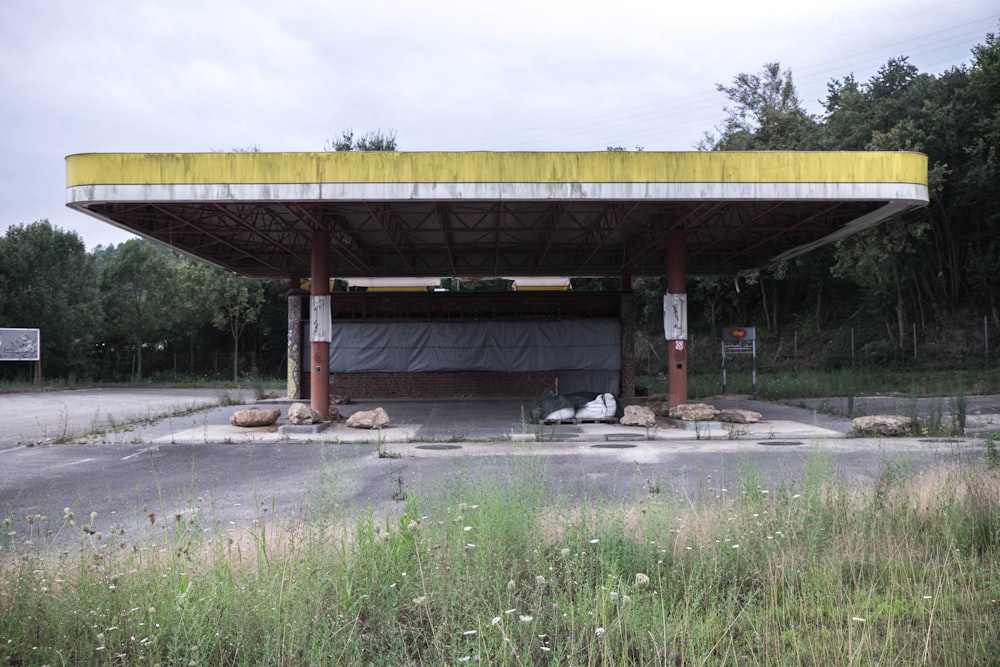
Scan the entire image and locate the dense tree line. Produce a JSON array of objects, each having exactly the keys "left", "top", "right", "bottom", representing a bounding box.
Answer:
[
  {"left": 0, "top": 228, "right": 286, "bottom": 382},
  {"left": 2, "top": 28, "right": 999, "bottom": 381},
  {"left": 649, "top": 25, "right": 1000, "bottom": 370}
]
